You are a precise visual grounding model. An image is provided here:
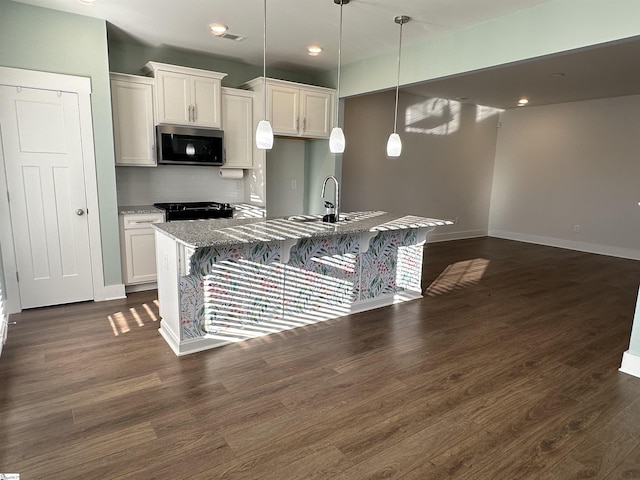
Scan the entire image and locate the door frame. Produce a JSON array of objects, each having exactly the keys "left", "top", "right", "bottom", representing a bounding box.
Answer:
[{"left": 0, "top": 66, "right": 110, "bottom": 314}]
